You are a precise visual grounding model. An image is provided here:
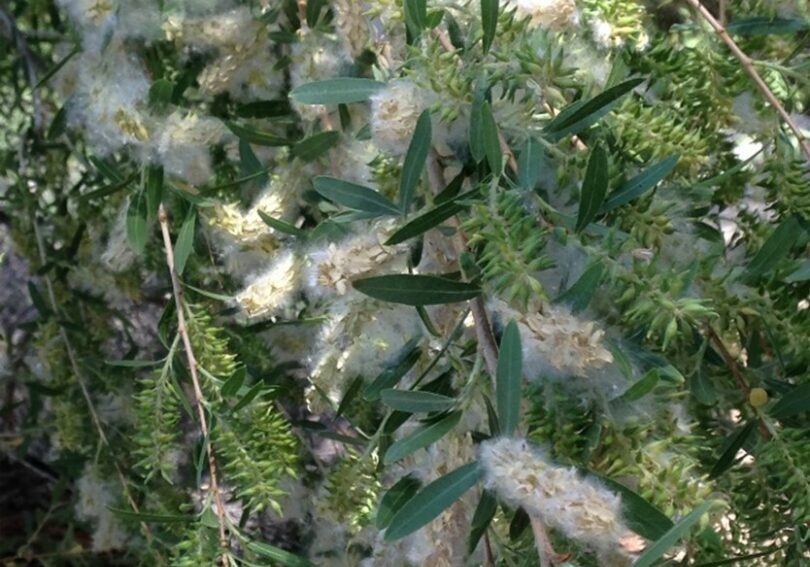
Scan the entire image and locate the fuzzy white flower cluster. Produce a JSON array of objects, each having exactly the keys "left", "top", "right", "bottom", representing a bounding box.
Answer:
[
  {"left": 75, "top": 464, "right": 129, "bottom": 552},
  {"left": 492, "top": 300, "right": 614, "bottom": 379},
  {"left": 480, "top": 437, "right": 636, "bottom": 562},
  {"left": 370, "top": 81, "right": 432, "bottom": 156},
  {"left": 505, "top": 0, "right": 579, "bottom": 29}
]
